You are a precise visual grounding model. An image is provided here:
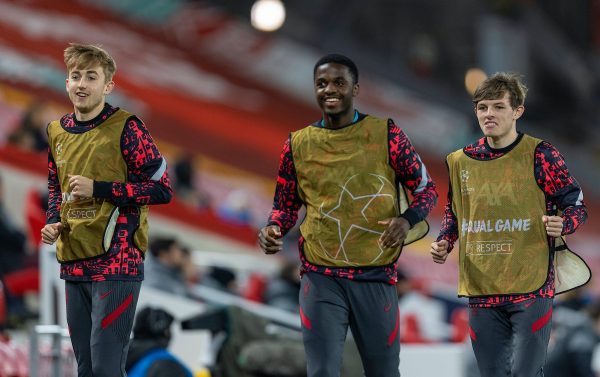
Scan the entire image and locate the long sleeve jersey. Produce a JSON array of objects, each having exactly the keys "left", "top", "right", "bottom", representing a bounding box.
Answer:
[
  {"left": 268, "top": 114, "right": 438, "bottom": 284},
  {"left": 46, "top": 103, "right": 172, "bottom": 281},
  {"left": 437, "top": 133, "right": 587, "bottom": 307}
]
